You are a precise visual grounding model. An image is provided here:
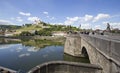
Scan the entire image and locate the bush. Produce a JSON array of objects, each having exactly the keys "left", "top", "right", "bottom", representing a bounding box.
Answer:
[
  {"left": 20, "top": 31, "right": 32, "bottom": 36},
  {"left": 37, "top": 29, "right": 52, "bottom": 36}
]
